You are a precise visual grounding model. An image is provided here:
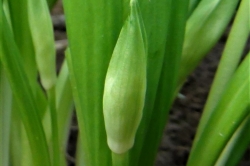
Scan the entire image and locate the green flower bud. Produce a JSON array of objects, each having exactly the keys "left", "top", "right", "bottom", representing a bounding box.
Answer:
[
  {"left": 103, "top": 0, "right": 147, "bottom": 154},
  {"left": 27, "top": 0, "right": 56, "bottom": 90}
]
